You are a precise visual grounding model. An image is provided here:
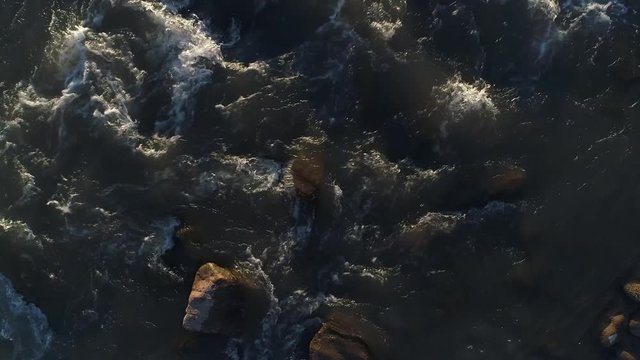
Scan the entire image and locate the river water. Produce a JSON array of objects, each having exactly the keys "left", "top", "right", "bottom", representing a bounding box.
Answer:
[{"left": 1, "top": 0, "right": 639, "bottom": 359}]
